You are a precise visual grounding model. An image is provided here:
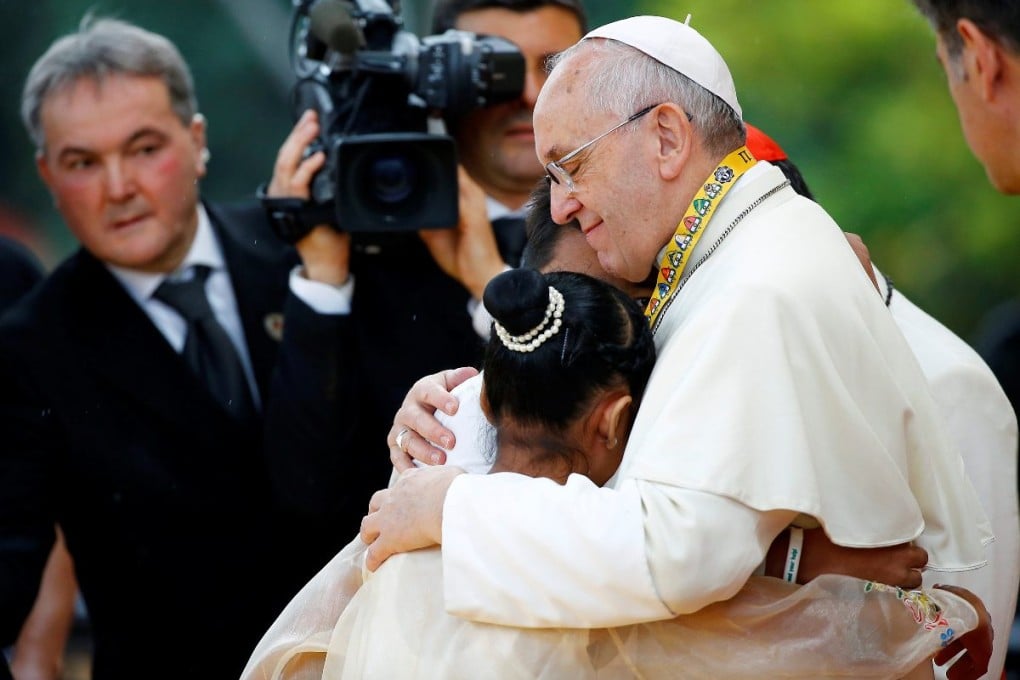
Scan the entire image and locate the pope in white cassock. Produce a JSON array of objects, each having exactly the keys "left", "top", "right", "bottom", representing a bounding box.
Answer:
[
  {"left": 243, "top": 266, "right": 981, "bottom": 679},
  {"left": 247, "top": 13, "right": 999, "bottom": 680},
  {"left": 424, "top": 13, "right": 991, "bottom": 624}
]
